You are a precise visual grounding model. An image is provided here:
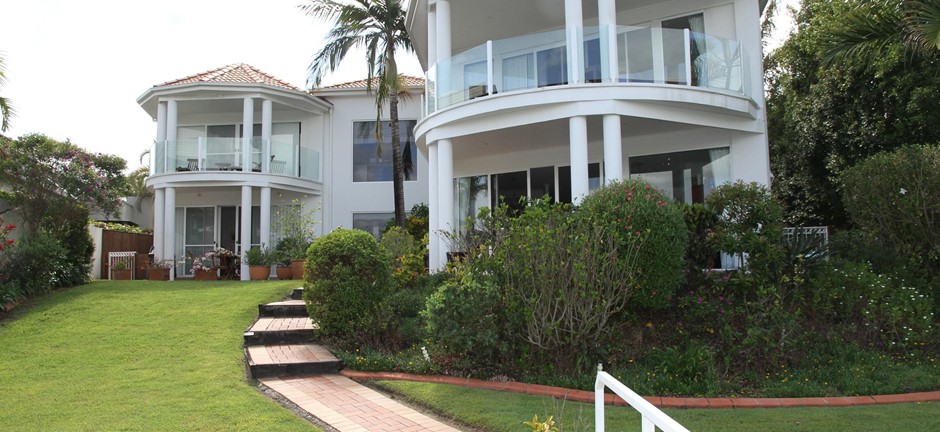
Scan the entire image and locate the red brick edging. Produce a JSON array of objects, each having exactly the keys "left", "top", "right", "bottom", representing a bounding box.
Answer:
[{"left": 340, "top": 370, "right": 940, "bottom": 409}]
